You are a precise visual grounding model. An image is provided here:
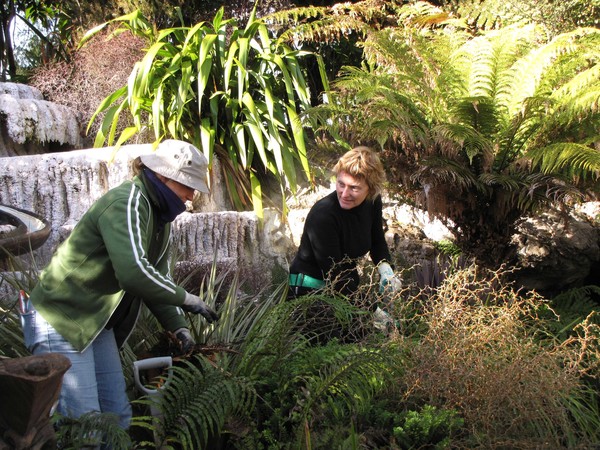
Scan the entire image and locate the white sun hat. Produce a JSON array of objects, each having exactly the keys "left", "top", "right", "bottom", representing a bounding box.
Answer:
[{"left": 140, "top": 140, "right": 209, "bottom": 193}]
